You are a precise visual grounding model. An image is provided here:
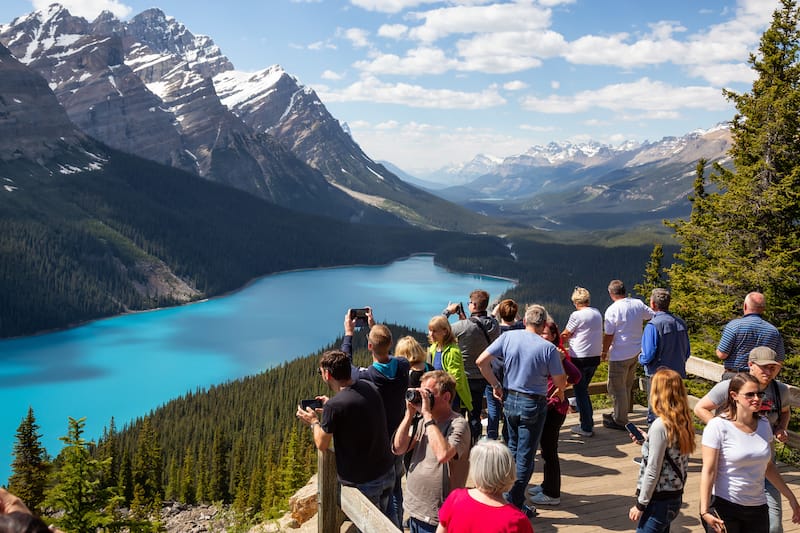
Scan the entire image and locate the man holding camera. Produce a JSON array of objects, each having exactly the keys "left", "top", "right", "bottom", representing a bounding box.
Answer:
[
  {"left": 296, "top": 350, "right": 395, "bottom": 519},
  {"left": 341, "top": 308, "right": 409, "bottom": 527},
  {"left": 443, "top": 289, "right": 500, "bottom": 443},
  {"left": 393, "top": 371, "right": 471, "bottom": 533}
]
